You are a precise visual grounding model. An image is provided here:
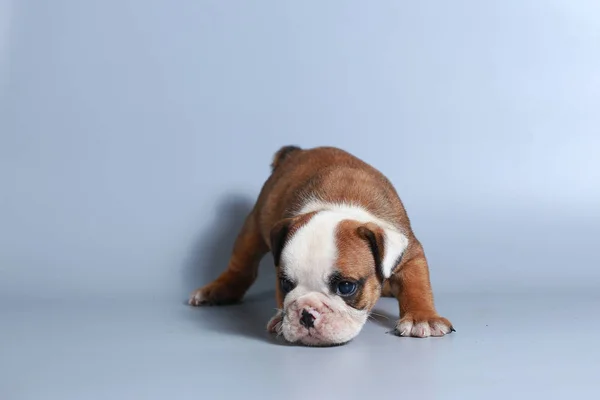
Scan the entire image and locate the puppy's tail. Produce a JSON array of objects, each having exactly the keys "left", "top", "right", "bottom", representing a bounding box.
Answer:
[{"left": 271, "top": 145, "right": 302, "bottom": 171}]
